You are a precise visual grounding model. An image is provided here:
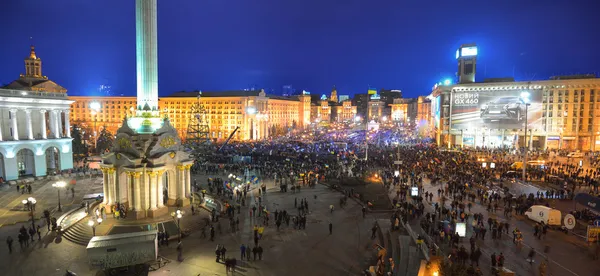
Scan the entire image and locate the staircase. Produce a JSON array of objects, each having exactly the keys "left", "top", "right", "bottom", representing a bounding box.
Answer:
[{"left": 62, "top": 219, "right": 94, "bottom": 246}]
